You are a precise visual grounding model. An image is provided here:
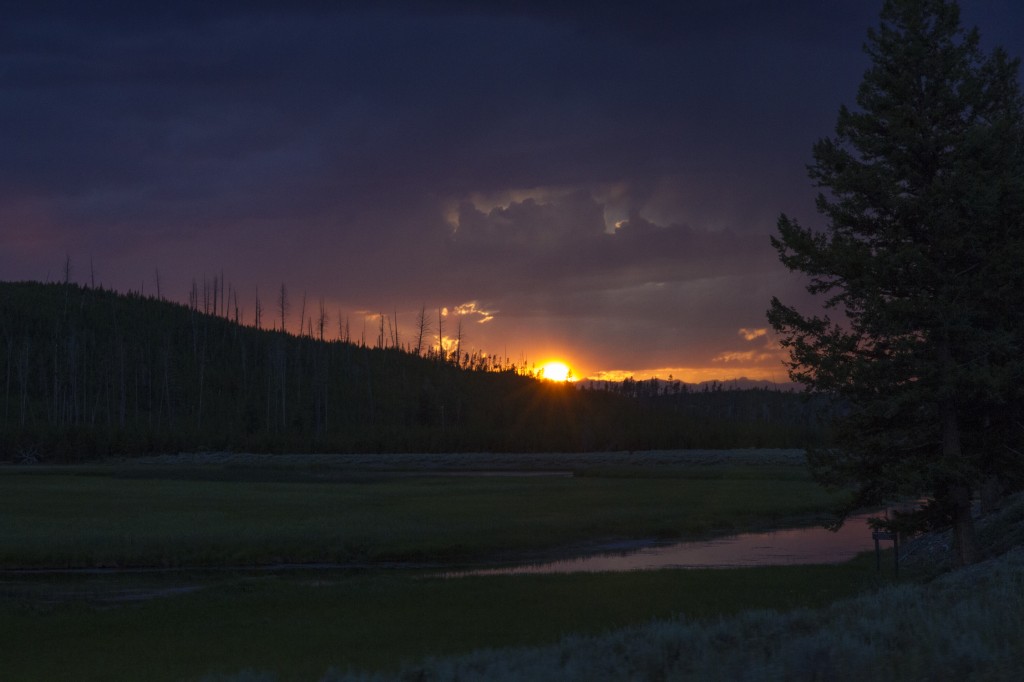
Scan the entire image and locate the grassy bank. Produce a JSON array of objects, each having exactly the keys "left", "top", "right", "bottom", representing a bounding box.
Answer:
[
  {"left": 0, "top": 557, "right": 891, "bottom": 682},
  {"left": 354, "top": 548, "right": 1023, "bottom": 682}
]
